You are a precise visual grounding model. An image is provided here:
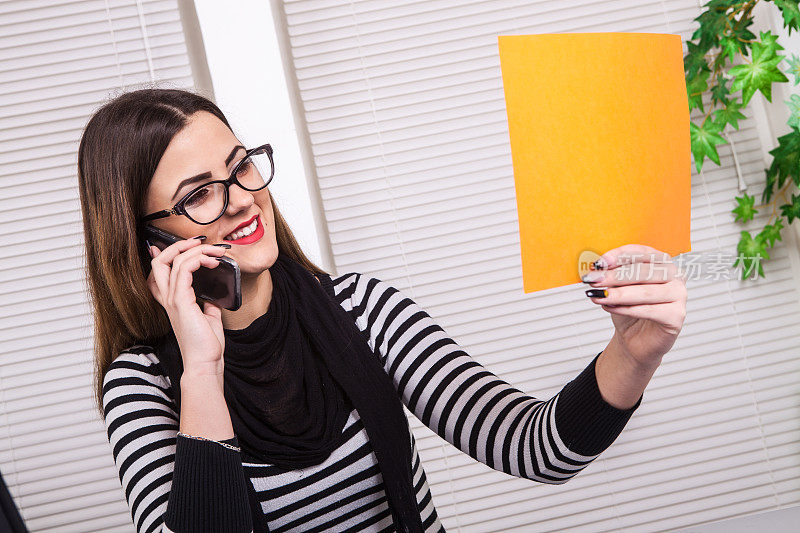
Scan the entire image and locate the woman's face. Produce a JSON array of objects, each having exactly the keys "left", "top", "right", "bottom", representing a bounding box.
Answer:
[{"left": 143, "top": 110, "right": 278, "bottom": 276}]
